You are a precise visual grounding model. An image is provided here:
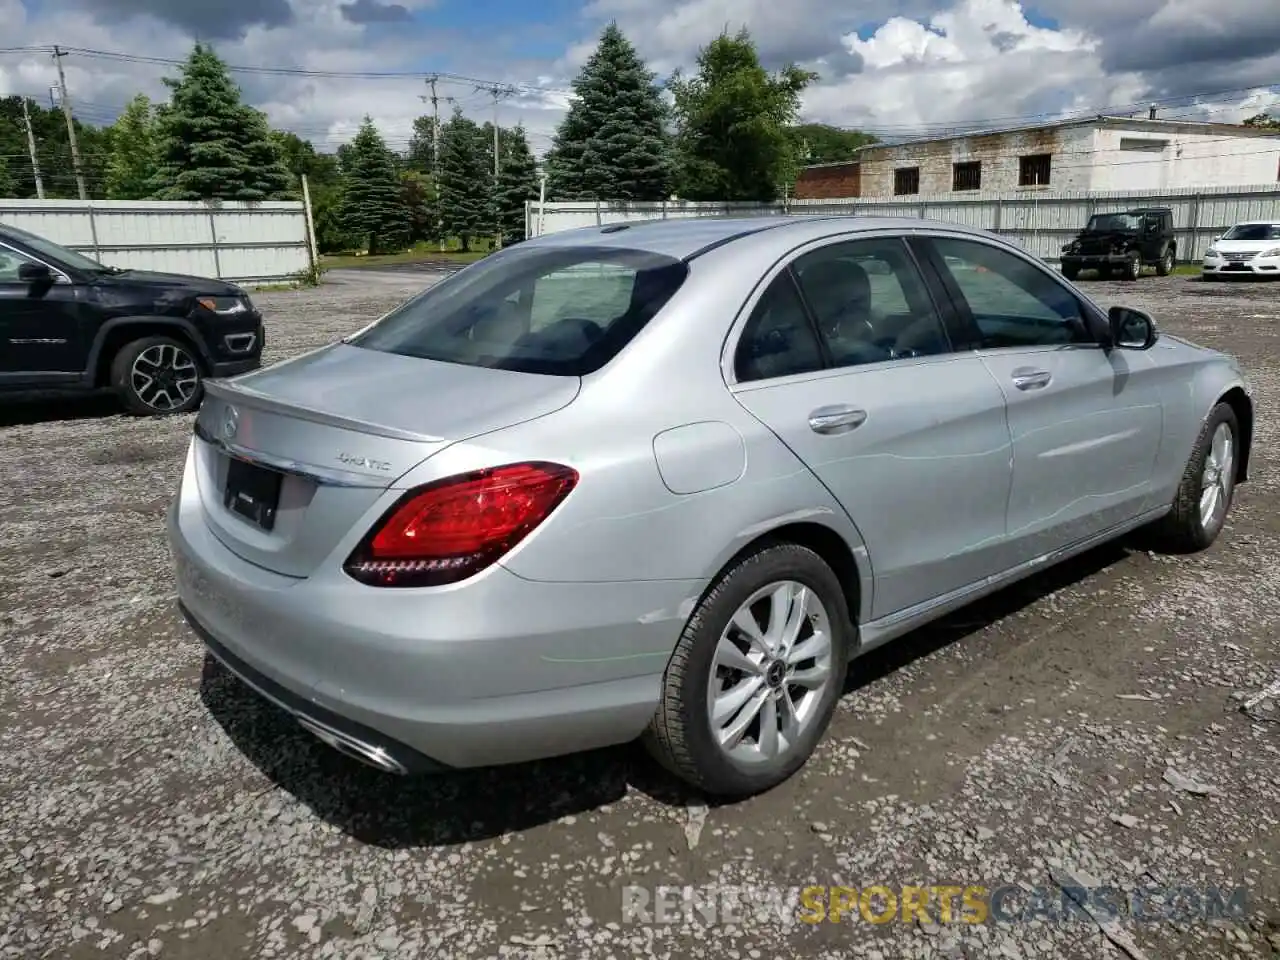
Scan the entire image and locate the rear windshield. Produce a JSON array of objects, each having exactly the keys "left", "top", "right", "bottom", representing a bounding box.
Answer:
[
  {"left": 1222, "top": 223, "right": 1280, "bottom": 241},
  {"left": 348, "top": 245, "right": 689, "bottom": 376}
]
